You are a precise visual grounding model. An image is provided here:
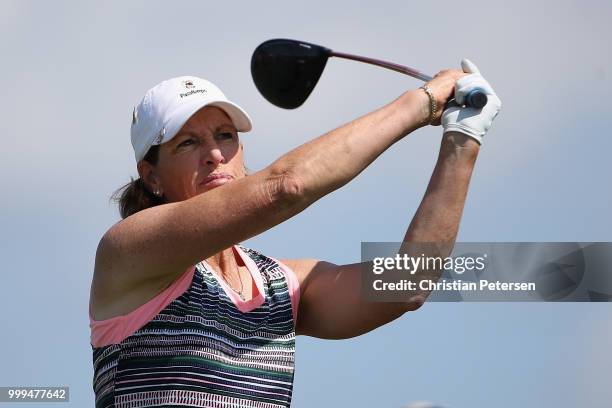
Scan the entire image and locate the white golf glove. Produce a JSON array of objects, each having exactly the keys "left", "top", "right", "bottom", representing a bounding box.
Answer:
[{"left": 442, "top": 59, "right": 501, "bottom": 144}]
